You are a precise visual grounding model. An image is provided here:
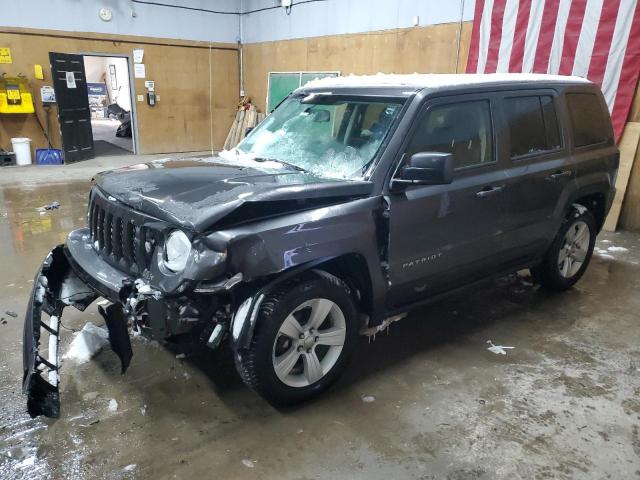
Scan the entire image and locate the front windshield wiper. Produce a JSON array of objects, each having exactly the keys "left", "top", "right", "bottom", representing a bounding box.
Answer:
[{"left": 251, "top": 156, "right": 309, "bottom": 173}]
